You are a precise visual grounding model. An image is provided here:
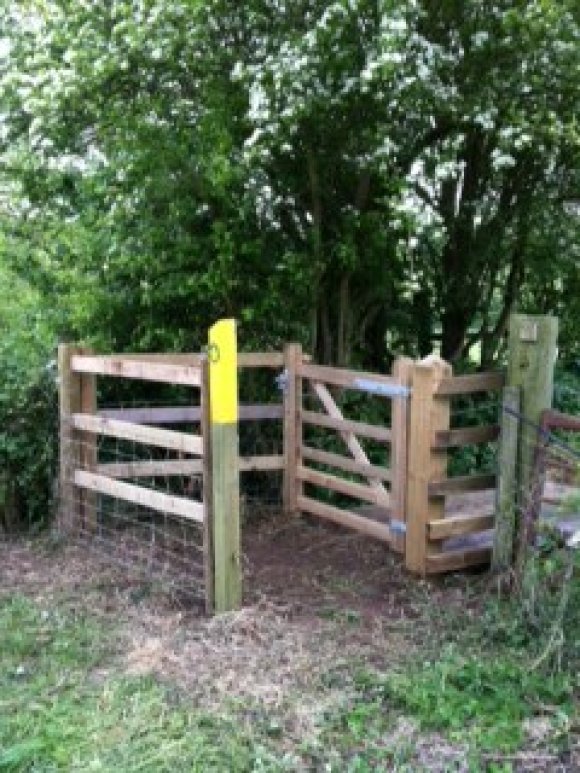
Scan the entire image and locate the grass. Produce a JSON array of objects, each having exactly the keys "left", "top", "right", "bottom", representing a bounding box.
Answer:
[
  {"left": 0, "top": 539, "right": 578, "bottom": 771},
  {"left": 0, "top": 596, "right": 269, "bottom": 772}
]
